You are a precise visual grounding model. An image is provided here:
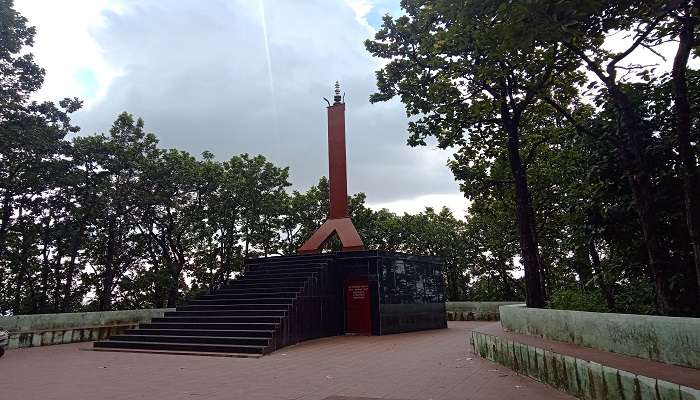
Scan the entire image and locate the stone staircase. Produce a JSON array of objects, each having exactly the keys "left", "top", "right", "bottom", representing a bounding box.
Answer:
[{"left": 93, "top": 254, "right": 337, "bottom": 357}]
